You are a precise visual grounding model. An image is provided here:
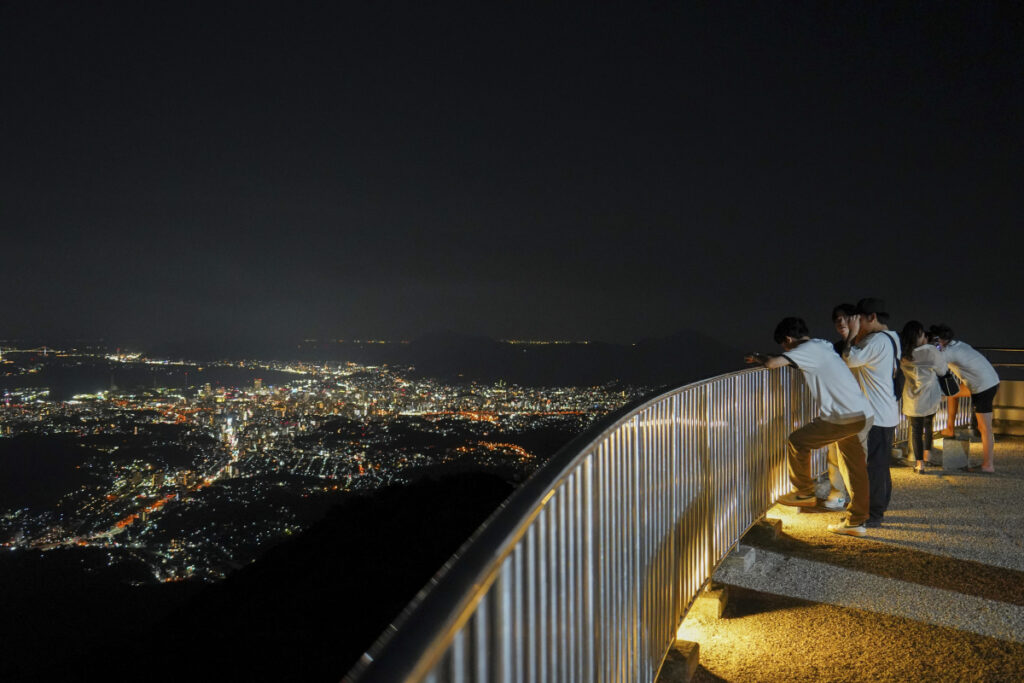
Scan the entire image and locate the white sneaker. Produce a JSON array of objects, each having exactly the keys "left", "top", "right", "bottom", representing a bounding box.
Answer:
[
  {"left": 827, "top": 518, "right": 867, "bottom": 537},
  {"left": 822, "top": 497, "right": 847, "bottom": 511}
]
